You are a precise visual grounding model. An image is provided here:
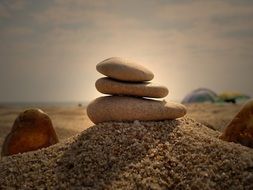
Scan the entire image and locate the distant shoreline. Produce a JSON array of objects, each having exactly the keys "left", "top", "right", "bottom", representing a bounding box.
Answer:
[{"left": 0, "top": 101, "right": 89, "bottom": 108}]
